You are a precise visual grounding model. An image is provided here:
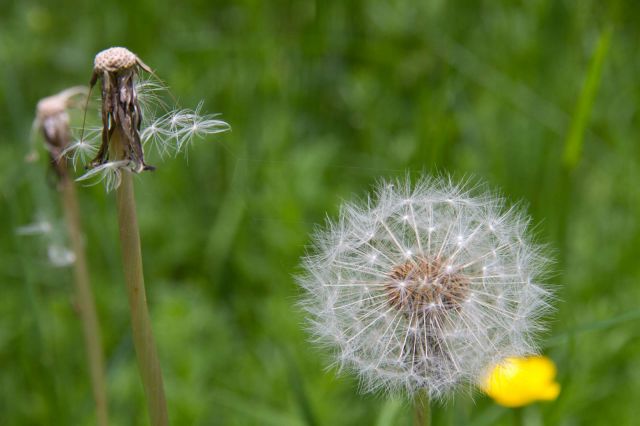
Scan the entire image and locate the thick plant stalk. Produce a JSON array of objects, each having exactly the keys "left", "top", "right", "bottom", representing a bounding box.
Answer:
[
  {"left": 112, "top": 128, "right": 169, "bottom": 426},
  {"left": 414, "top": 394, "right": 431, "bottom": 426},
  {"left": 60, "top": 176, "right": 109, "bottom": 426}
]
